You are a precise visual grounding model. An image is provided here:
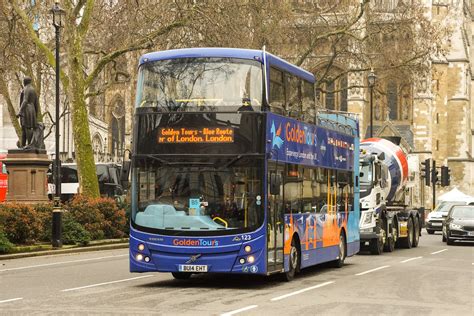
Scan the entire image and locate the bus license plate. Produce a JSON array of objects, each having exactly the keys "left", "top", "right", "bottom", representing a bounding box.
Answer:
[{"left": 179, "top": 265, "right": 208, "bottom": 272}]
